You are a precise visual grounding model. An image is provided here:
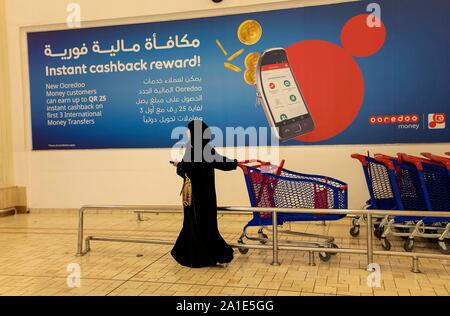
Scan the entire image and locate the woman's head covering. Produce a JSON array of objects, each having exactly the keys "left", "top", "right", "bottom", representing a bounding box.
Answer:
[
  {"left": 188, "top": 120, "right": 211, "bottom": 147},
  {"left": 185, "top": 120, "right": 214, "bottom": 162}
]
